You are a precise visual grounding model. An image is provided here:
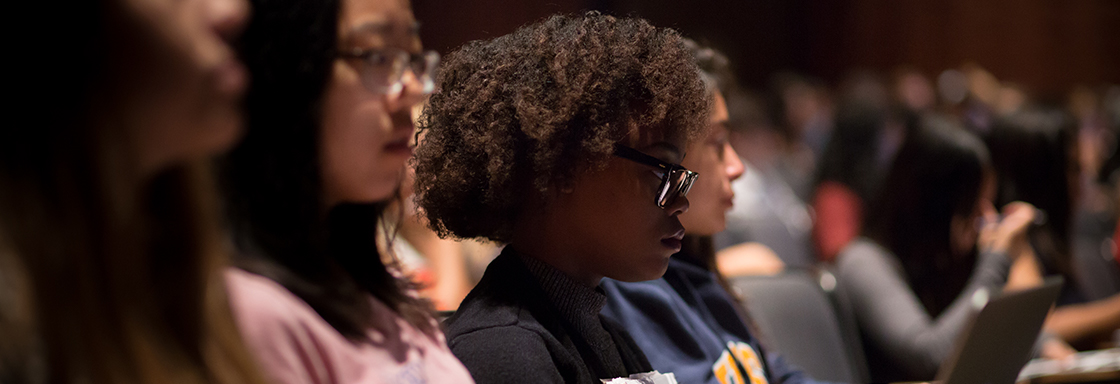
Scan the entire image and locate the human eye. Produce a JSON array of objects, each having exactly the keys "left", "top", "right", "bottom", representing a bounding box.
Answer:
[
  {"left": 708, "top": 129, "right": 729, "bottom": 146},
  {"left": 364, "top": 51, "right": 392, "bottom": 67}
]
